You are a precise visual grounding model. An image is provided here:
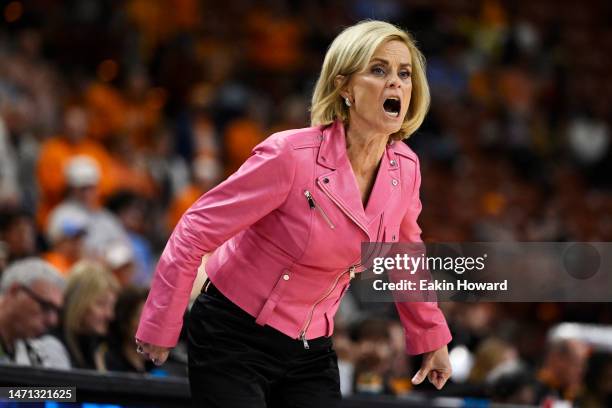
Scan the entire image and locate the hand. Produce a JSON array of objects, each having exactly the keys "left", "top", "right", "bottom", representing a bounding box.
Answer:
[
  {"left": 411, "top": 345, "right": 452, "bottom": 390},
  {"left": 135, "top": 338, "right": 171, "bottom": 366}
]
